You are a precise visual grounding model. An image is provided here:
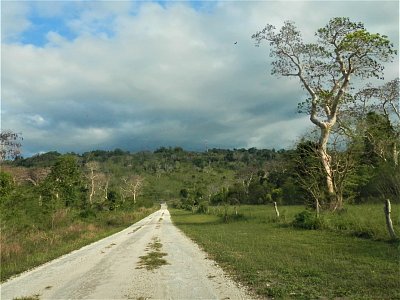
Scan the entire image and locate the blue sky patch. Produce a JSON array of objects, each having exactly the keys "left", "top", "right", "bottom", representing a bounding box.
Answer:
[
  {"left": 21, "top": 15, "right": 77, "bottom": 46},
  {"left": 155, "top": 0, "right": 217, "bottom": 12},
  {"left": 10, "top": 0, "right": 215, "bottom": 46}
]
